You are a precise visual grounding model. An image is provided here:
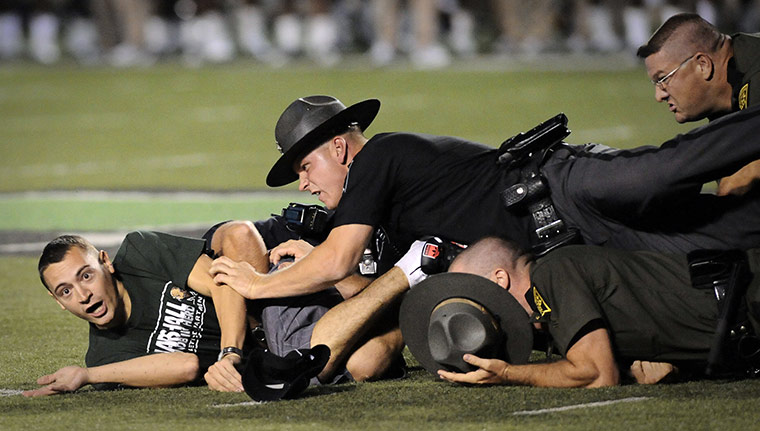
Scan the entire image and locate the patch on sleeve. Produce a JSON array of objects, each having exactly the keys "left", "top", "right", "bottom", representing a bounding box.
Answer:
[
  {"left": 739, "top": 83, "right": 749, "bottom": 110},
  {"left": 532, "top": 285, "right": 552, "bottom": 317}
]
